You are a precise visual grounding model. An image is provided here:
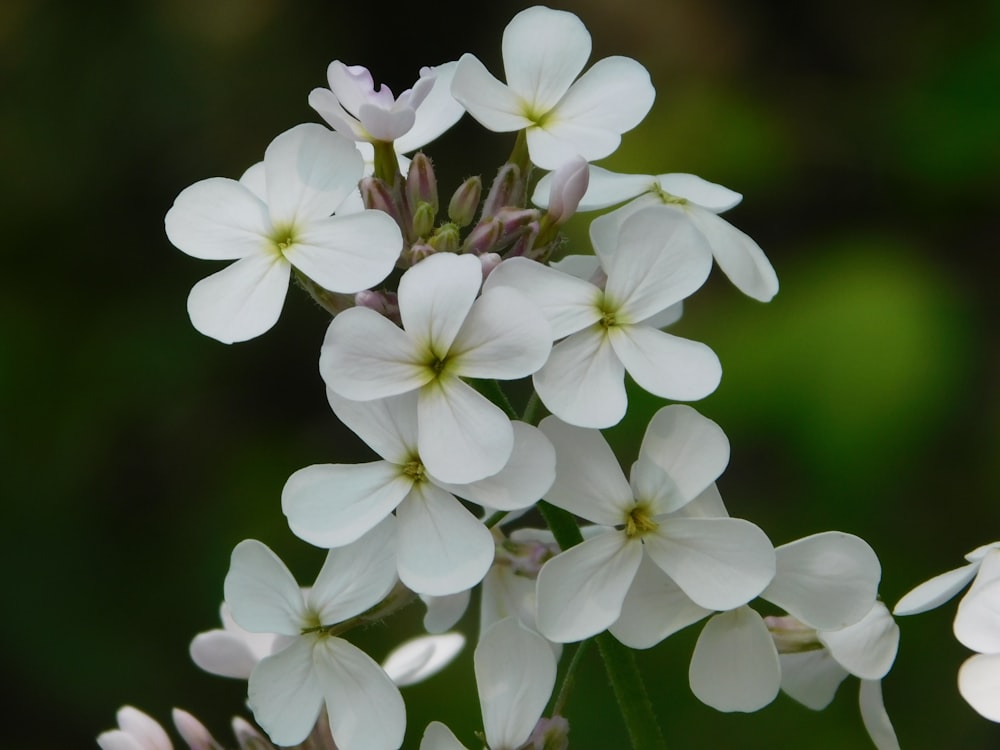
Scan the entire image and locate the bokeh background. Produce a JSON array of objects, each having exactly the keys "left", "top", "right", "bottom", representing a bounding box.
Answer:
[{"left": 3, "top": 0, "right": 999, "bottom": 747}]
